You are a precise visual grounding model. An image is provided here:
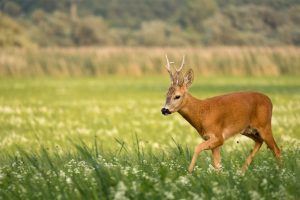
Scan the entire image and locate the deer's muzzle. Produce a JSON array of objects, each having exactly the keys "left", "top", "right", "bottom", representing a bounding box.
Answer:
[{"left": 161, "top": 108, "right": 171, "bottom": 115}]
